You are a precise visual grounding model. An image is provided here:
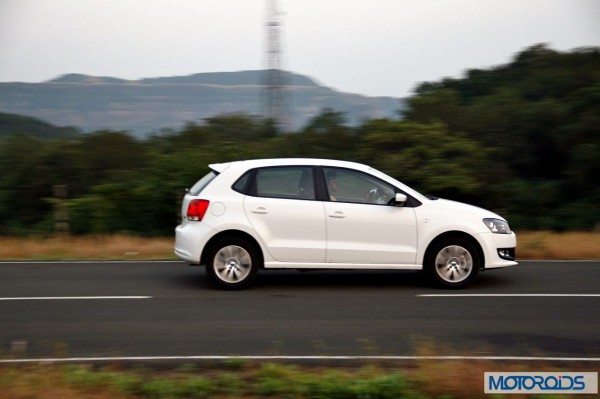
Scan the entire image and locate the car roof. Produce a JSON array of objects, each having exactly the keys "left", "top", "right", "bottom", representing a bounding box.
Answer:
[
  {"left": 209, "top": 158, "right": 371, "bottom": 173},
  {"left": 208, "top": 158, "right": 429, "bottom": 202}
]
